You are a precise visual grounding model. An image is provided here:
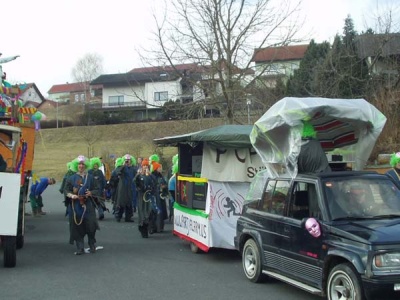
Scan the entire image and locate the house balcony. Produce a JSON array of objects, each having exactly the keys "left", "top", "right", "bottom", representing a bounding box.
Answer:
[{"left": 85, "top": 101, "right": 146, "bottom": 112}]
